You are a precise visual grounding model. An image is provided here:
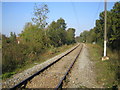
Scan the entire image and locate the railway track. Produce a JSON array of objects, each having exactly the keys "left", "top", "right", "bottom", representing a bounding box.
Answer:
[{"left": 10, "top": 43, "right": 83, "bottom": 89}]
